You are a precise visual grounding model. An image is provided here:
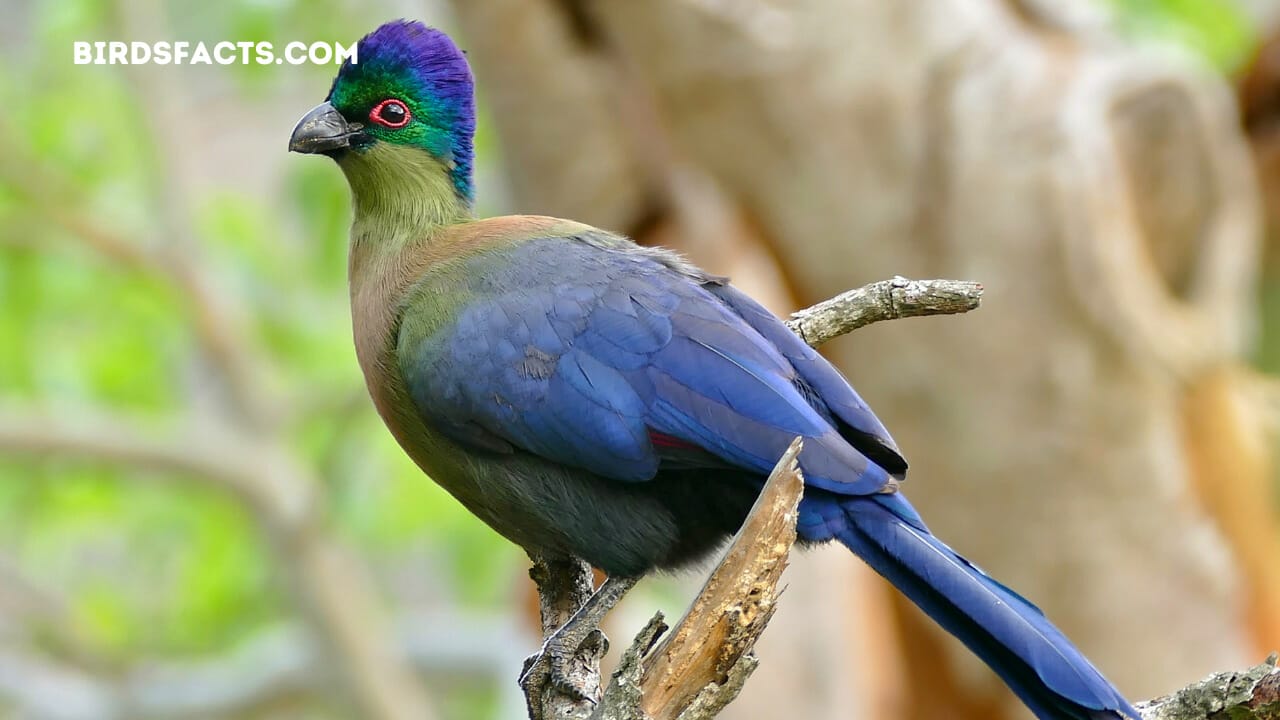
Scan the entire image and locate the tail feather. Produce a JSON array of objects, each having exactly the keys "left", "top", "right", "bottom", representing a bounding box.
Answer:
[{"left": 835, "top": 493, "right": 1139, "bottom": 720}]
